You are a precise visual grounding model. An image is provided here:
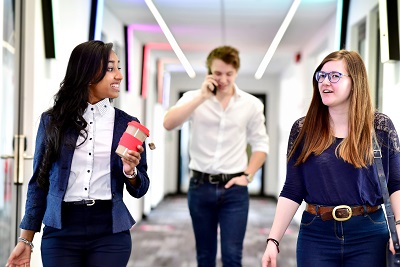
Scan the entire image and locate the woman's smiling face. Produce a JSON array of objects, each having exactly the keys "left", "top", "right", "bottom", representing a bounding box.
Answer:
[
  {"left": 318, "top": 59, "right": 352, "bottom": 110},
  {"left": 88, "top": 51, "right": 123, "bottom": 104}
]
